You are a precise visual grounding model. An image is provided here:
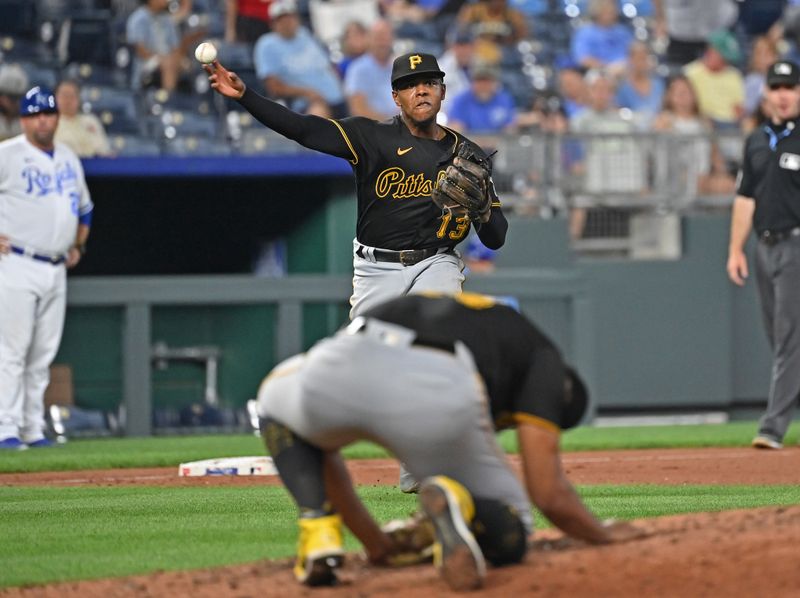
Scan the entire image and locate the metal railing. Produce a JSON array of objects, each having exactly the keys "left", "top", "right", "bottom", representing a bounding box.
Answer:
[{"left": 491, "top": 130, "right": 742, "bottom": 212}]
